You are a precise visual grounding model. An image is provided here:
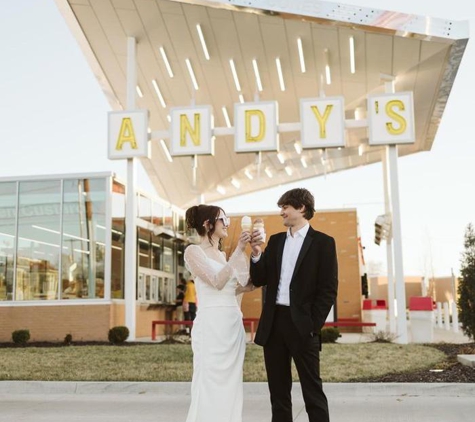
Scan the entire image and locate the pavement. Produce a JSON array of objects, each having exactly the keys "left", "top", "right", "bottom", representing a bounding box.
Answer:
[{"left": 0, "top": 325, "right": 473, "bottom": 422}]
